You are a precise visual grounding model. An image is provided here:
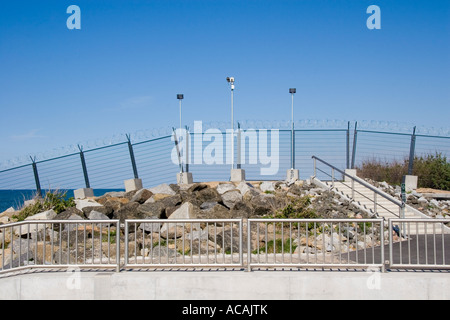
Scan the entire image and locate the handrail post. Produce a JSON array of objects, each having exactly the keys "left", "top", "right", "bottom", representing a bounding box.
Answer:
[
  {"left": 247, "top": 219, "right": 252, "bottom": 272},
  {"left": 351, "top": 179, "right": 355, "bottom": 199},
  {"left": 313, "top": 157, "right": 317, "bottom": 177},
  {"left": 331, "top": 168, "right": 335, "bottom": 188},
  {"left": 374, "top": 192, "right": 377, "bottom": 216}
]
